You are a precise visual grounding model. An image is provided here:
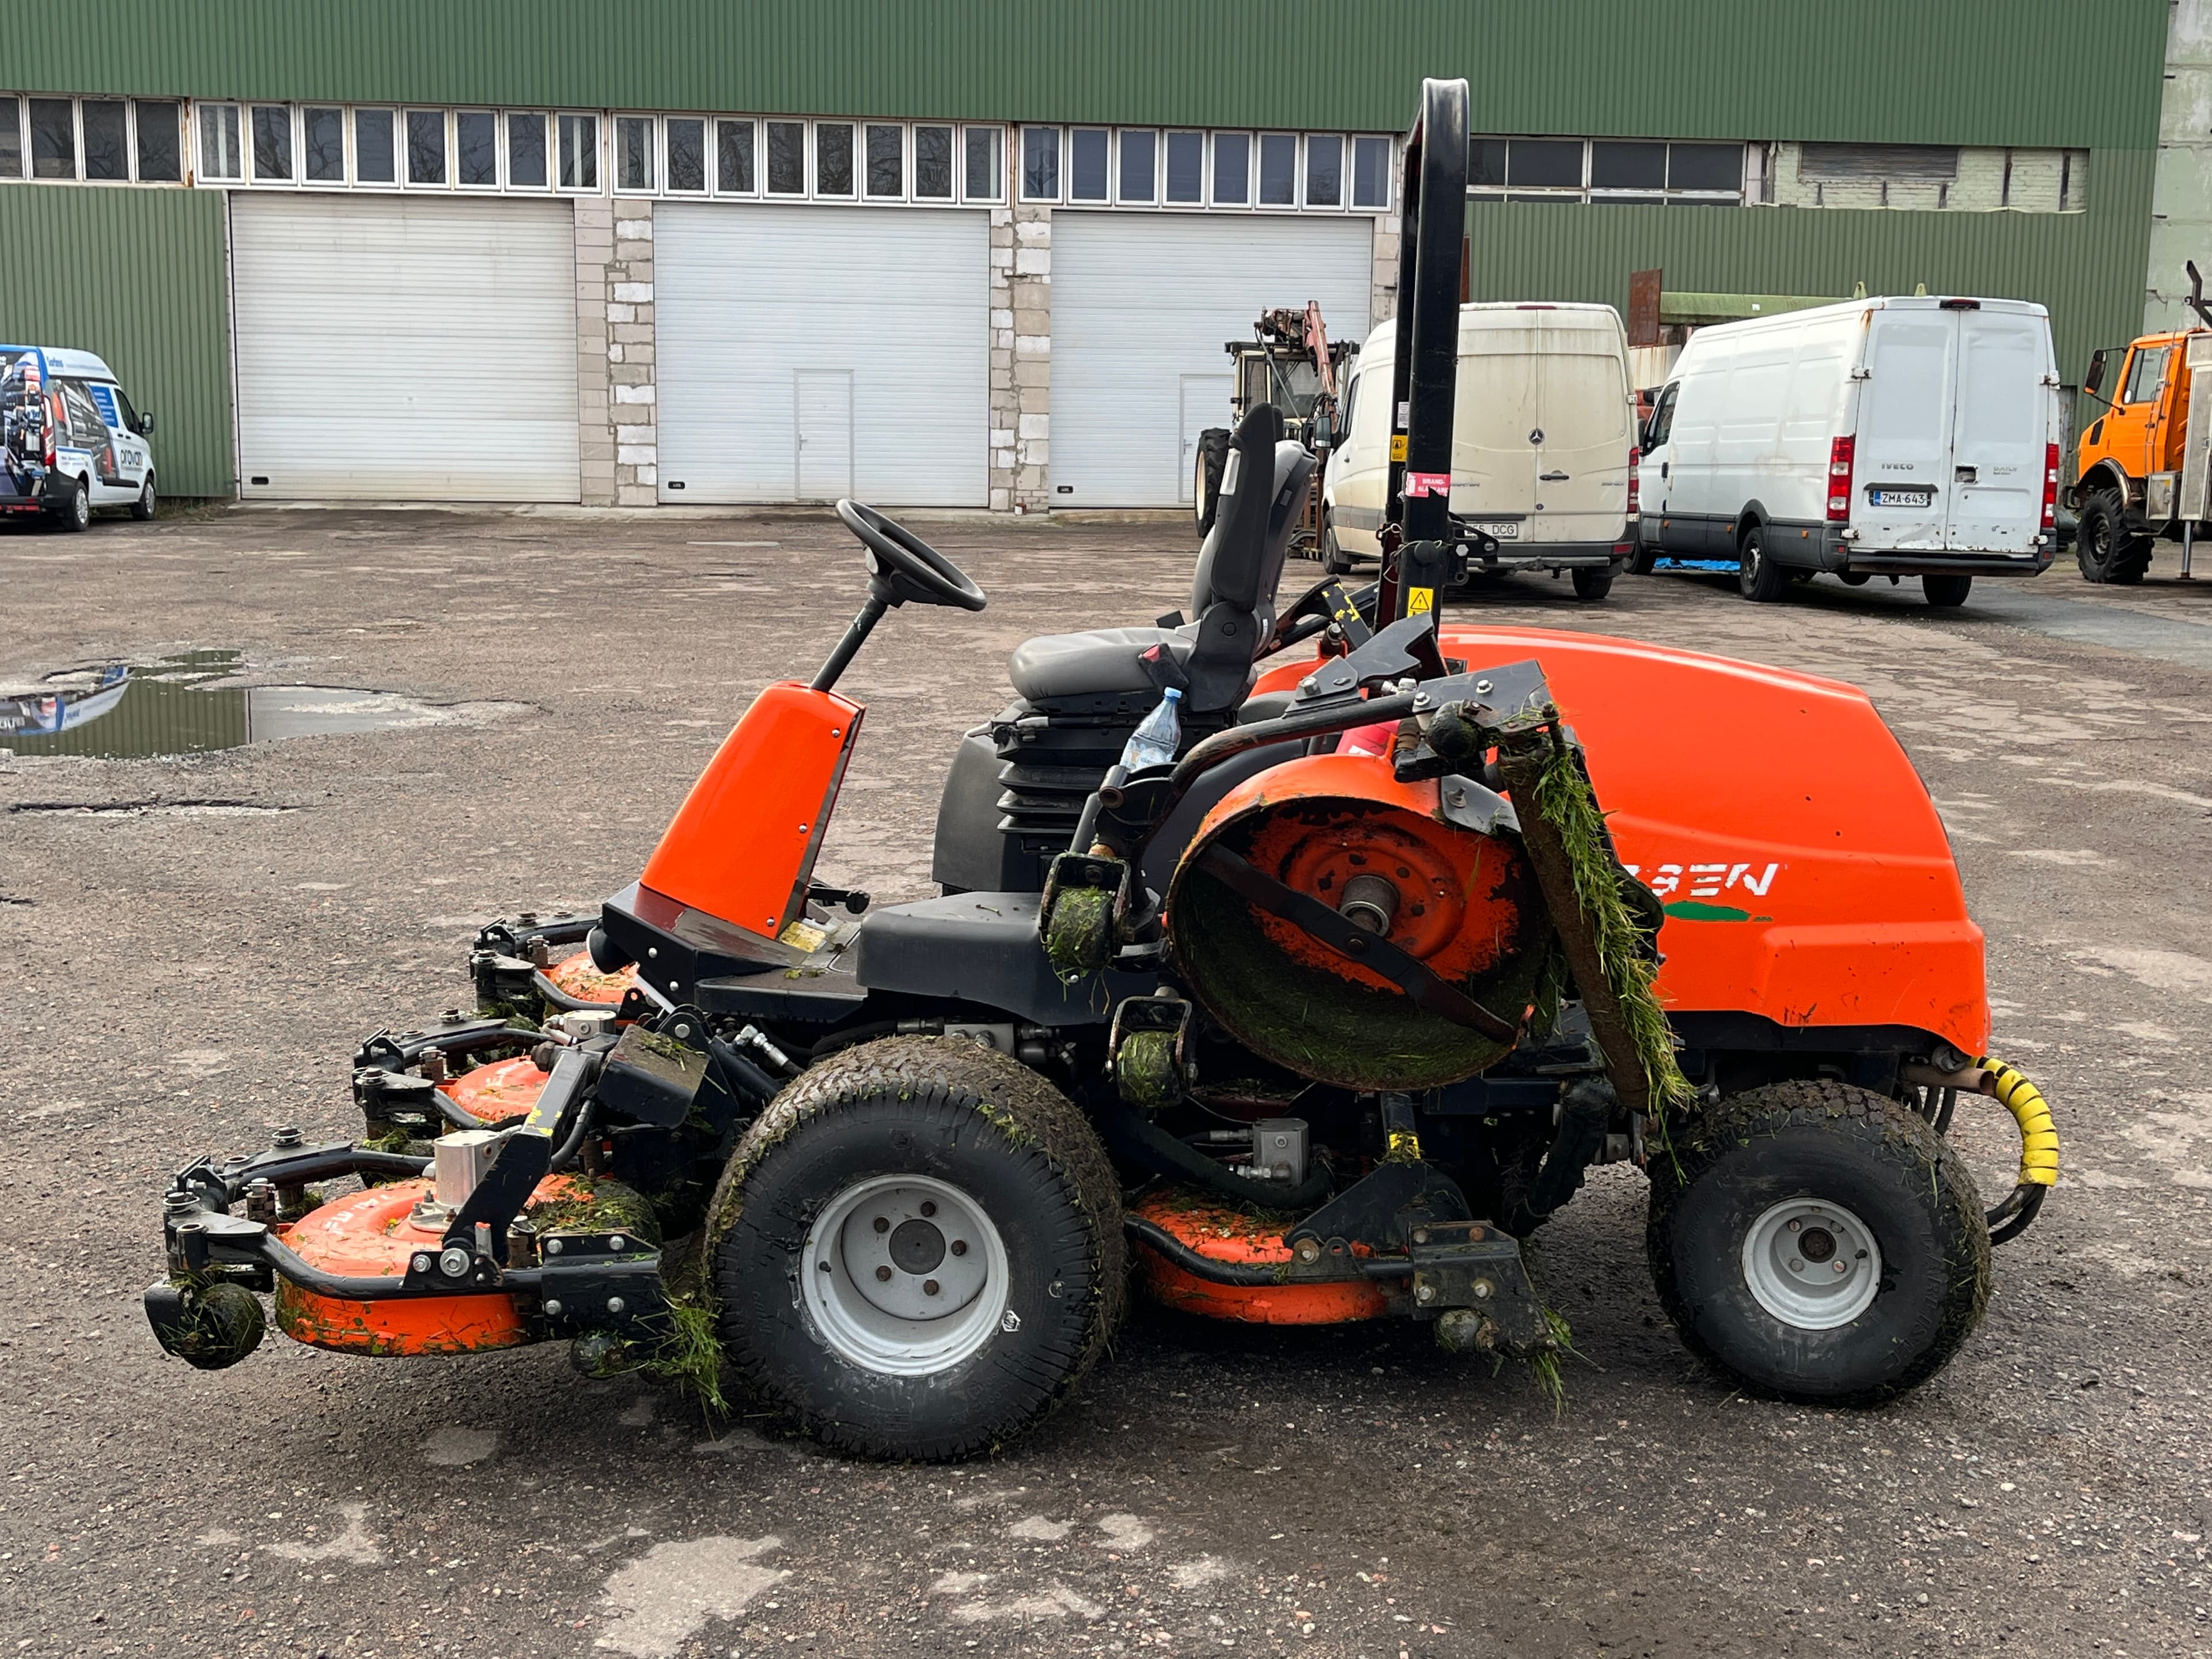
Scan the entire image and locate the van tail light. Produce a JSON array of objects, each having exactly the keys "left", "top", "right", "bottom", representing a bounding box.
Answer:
[
  {"left": 1826, "top": 434, "right": 1855, "bottom": 522},
  {"left": 43, "top": 392, "right": 60, "bottom": 468},
  {"left": 2040, "top": 441, "right": 2059, "bottom": 530},
  {"left": 1627, "top": 446, "right": 1641, "bottom": 515}
]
